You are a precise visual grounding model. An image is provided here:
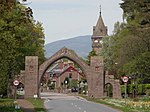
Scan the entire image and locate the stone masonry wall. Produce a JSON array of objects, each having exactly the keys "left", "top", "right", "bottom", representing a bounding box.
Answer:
[
  {"left": 25, "top": 56, "right": 38, "bottom": 98},
  {"left": 89, "top": 56, "right": 104, "bottom": 98}
]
